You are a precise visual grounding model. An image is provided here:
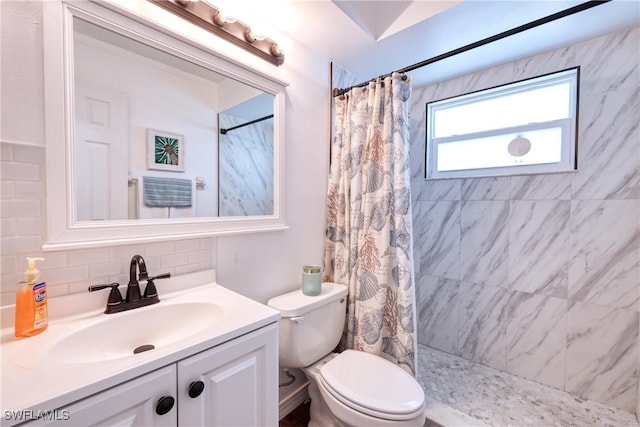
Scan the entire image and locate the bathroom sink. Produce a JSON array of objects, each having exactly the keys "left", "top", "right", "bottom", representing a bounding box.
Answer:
[
  {"left": 2, "top": 275, "right": 282, "bottom": 420},
  {"left": 14, "top": 301, "right": 223, "bottom": 366}
]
